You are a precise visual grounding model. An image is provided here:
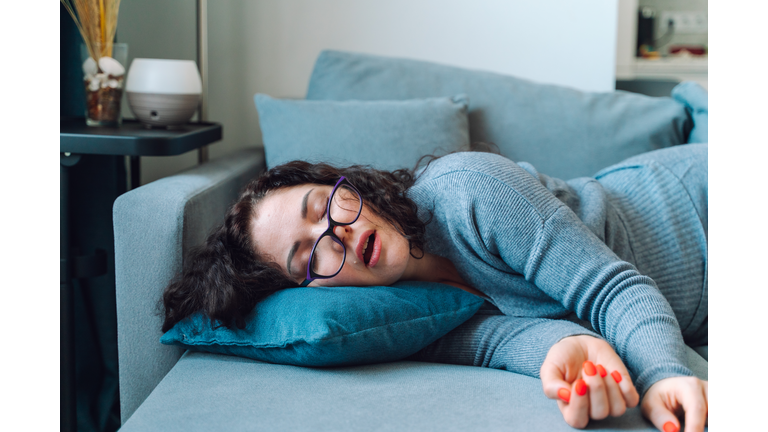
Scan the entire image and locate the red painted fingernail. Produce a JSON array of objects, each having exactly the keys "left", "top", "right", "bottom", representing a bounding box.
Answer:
[
  {"left": 663, "top": 421, "right": 678, "bottom": 432},
  {"left": 558, "top": 388, "right": 570, "bottom": 403},
  {"left": 596, "top": 364, "right": 607, "bottom": 378},
  {"left": 583, "top": 361, "right": 596, "bottom": 376},
  {"left": 611, "top": 370, "right": 622, "bottom": 383},
  {"left": 575, "top": 379, "right": 588, "bottom": 396}
]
